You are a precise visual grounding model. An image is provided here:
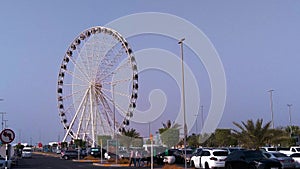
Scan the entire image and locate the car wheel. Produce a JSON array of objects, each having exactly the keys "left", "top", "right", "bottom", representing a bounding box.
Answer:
[
  {"left": 64, "top": 156, "right": 69, "bottom": 160},
  {"left": 249, "top": 165, "right": 256, "bottom": 169},
  {"left": 205, "top": 162, "right": 210, "bottom": 169},
  {"left": 226, "top": 164, "right": 233, "bottom": 169},
  {"left": 190, "top": 161, "right": 195, "bottom": 167}
]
